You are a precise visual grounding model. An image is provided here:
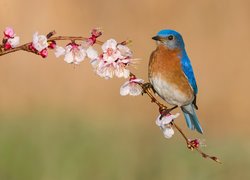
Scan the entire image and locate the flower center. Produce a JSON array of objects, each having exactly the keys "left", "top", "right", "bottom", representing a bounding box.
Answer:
[
  {"left": 107, "top": 48, "right": 113, "bottom": 56},
  {"left": 38, "top": 37, "right": 46, "bottom": 46}
]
